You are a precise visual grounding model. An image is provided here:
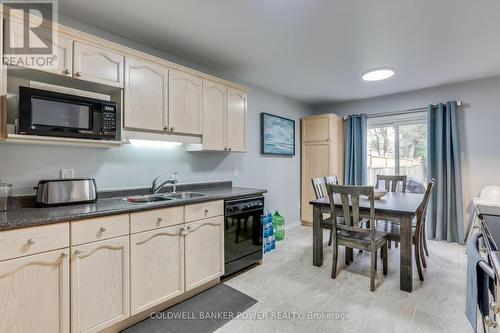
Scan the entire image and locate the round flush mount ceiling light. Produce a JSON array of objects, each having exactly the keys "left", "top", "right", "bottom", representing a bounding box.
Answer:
[{"left": 362, "top": 68, "right": 395, "bottom": 82}]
